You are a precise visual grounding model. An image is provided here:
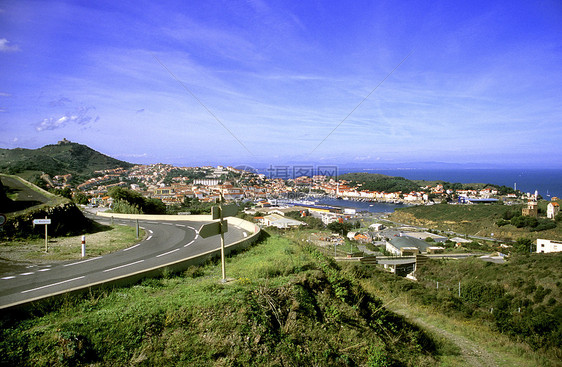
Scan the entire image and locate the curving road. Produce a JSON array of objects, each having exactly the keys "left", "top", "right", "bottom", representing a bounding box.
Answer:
[{"left": 0, "top": 214, "right": 249, "bottom": 309}]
